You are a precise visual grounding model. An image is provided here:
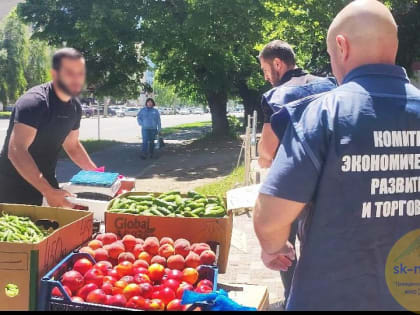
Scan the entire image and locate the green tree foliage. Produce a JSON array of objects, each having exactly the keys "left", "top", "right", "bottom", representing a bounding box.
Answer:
[
  {"left": 0, "top": 10, "right": 52, "bottom": 105},
  {"left": 141, "top": 0, "right": 268, "bottom": 135},
  {"left": 1, "top": 10, "right": 28, "bottom": 104},
  {"left": 262, "top": 0, "right": 420, "bottom": 74},
  {"left": 25, "top": 39, "right": 52, "bottom": 88},
  {"left": 18, "top": 0, "right": 148, "bottom": 100},
  {"left": 16, "top": 0, "right": 420, "bottom": 133}
]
